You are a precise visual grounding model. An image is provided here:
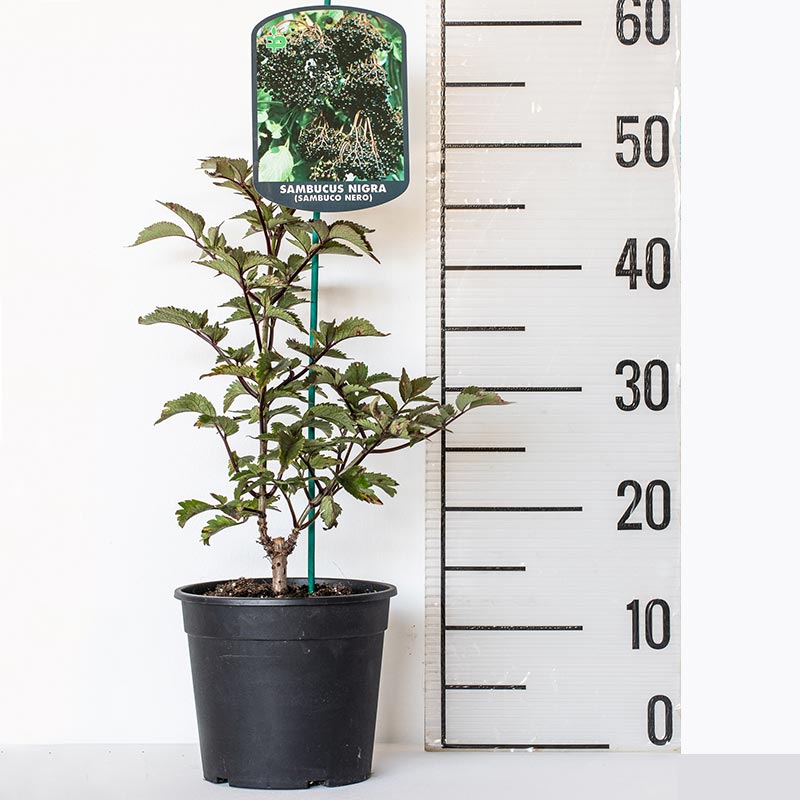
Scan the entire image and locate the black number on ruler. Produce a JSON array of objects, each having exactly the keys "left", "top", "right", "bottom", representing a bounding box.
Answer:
[
  {"left": 618, "top": 480, "right": 671, "bottom": 530},
  {"left": 617, "top": 0, "right": 671, "bottom": 46},
  {"left": 647, "top": 695, "right": 674, "bottom": 745},
  {"left": 616, "top": 360, "right": 670, "bottom": 411},
  {"left": 616, "top": 238, "right": 671, "bottom": 289},
  {"left": 616, "top": 116, "right": 670, "bottom": 168},
  {"left": 627, "top": 599, "right": 671, "bottom": 649}
]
